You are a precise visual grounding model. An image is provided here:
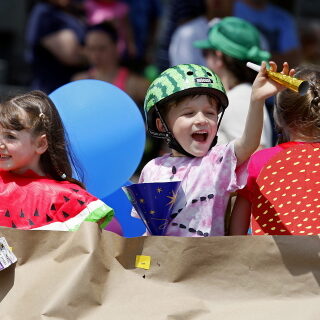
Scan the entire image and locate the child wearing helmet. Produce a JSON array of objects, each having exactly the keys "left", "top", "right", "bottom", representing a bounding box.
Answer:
[{"left": 133, "top": 62, "right": 293, "bottom": 237}]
